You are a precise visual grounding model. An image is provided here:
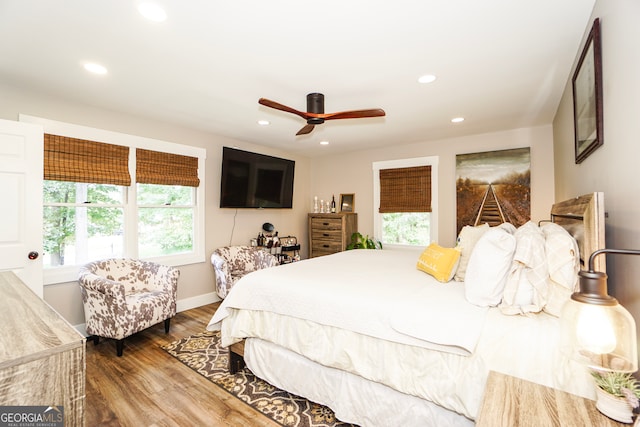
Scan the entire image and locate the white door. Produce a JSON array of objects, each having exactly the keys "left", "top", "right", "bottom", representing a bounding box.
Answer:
[{"left": 0, "top": 119, "right": 43, "bottom": 297}]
